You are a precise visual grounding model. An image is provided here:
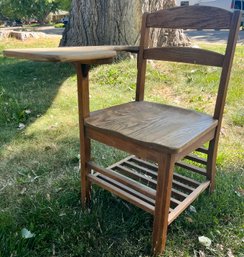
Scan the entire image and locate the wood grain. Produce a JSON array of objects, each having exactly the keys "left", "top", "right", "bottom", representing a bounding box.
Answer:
[
  {"left": 76, "top": 63, "right": 91, "bottom": 208},
  {"left": 88, "top": 161, "right": 156, "bottom": 199},
  {"left": 144, "top": 47, "right": 224, "bottom": 67},
  {"left": 3, "top": 45, "right": 139, "bottom": 63},
  {"left": 152, "top": 155, "right": 174, "bottom": 255},
  {"left": 168, "top": 181, "right": 210, "bottom": 224},
  {"left": 146, "top": 6, "right": 232, "bottom": 29},
  {"left": 88, "top": 173, "right": 155, "bottom": 214},
  {"left": 136, "top": 12, "right": 149, "bottom": 101},
  {"left": 85, "top": 101, "right": 218, "bottom": 153}
]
